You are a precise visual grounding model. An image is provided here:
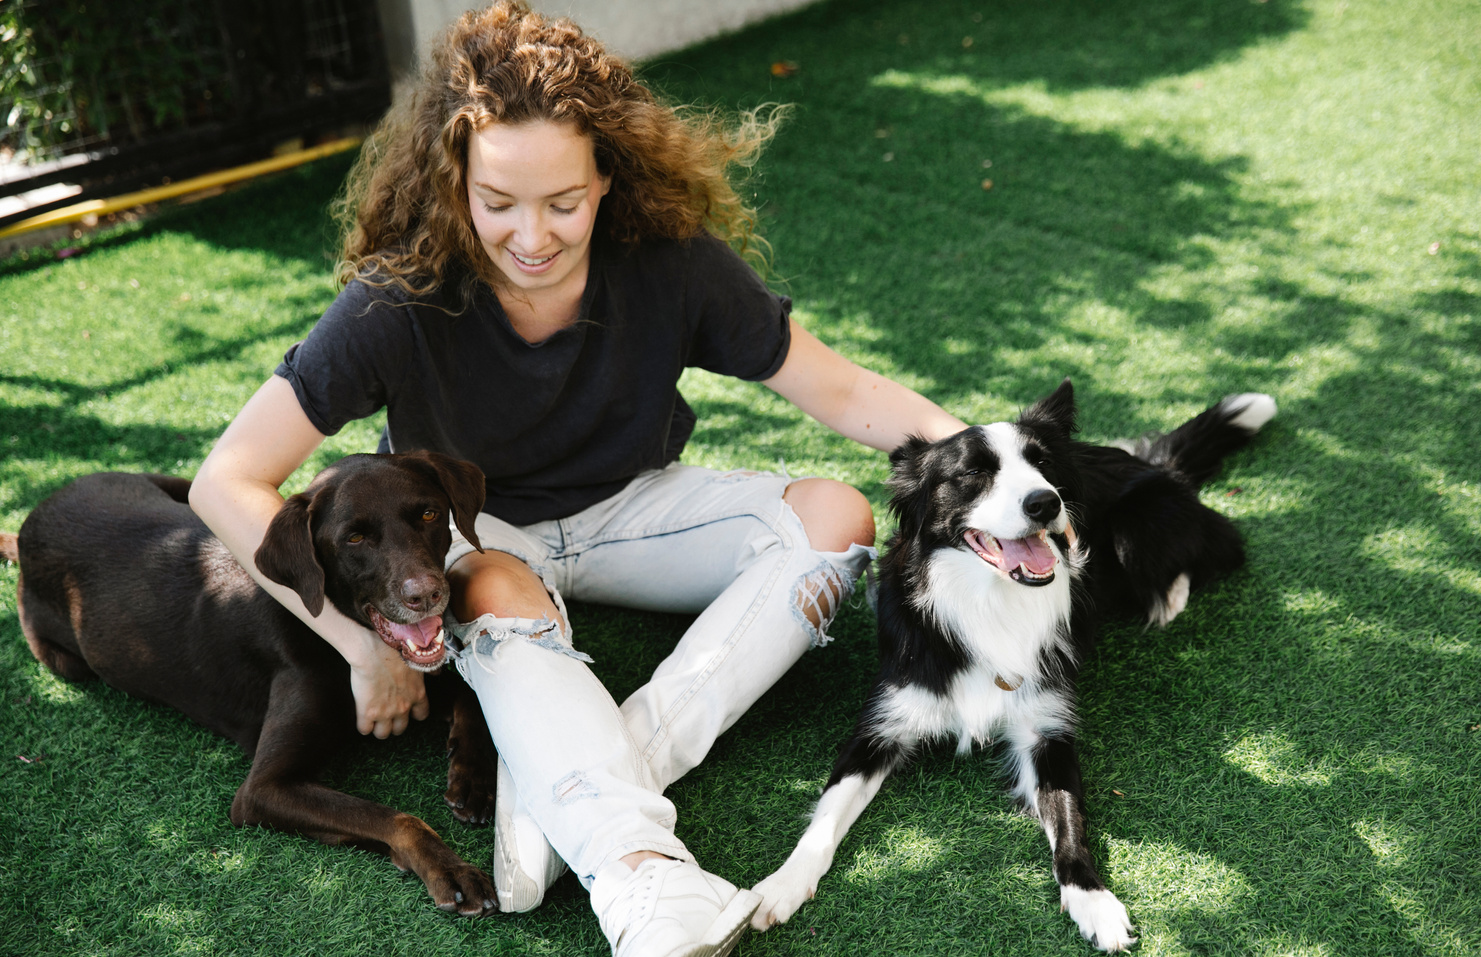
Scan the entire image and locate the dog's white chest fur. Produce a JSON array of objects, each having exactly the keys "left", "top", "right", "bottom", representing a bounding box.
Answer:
[{"left": 875, "top": 546, "right": 1076, "bottom": 754}]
